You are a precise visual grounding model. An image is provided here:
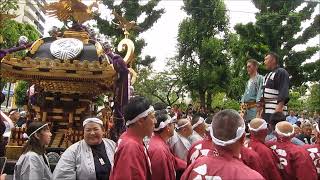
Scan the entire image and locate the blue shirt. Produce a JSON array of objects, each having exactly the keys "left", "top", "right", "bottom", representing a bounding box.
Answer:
[
  {"left": 286, "top": 115, "right": 298, "bottom": 124},
  {"left": 265, "top": 131, "right": 305, "bottom": 145},
  {"left": 241, "top": 74, "right": 264, "bottom": 103}
]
